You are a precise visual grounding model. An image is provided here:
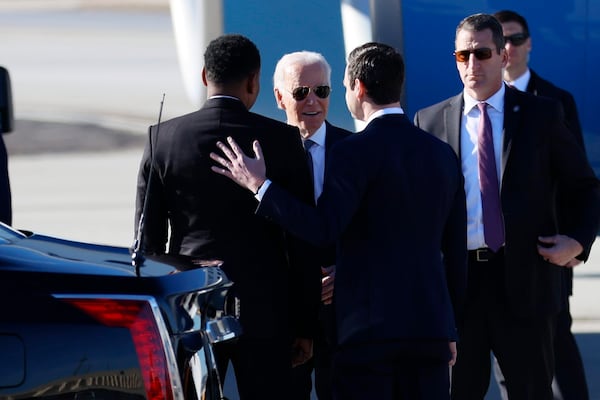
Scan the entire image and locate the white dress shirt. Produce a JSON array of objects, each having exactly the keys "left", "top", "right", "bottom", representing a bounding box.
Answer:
[
  {"left": 461, "top": 86, "right": 505, "bottom": 250},
  {"left": 505, "top": 68, "right": 531, "bottom": 92},
  {"left": 303, "top": 123, "right": 327, "bottom": 202}
]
